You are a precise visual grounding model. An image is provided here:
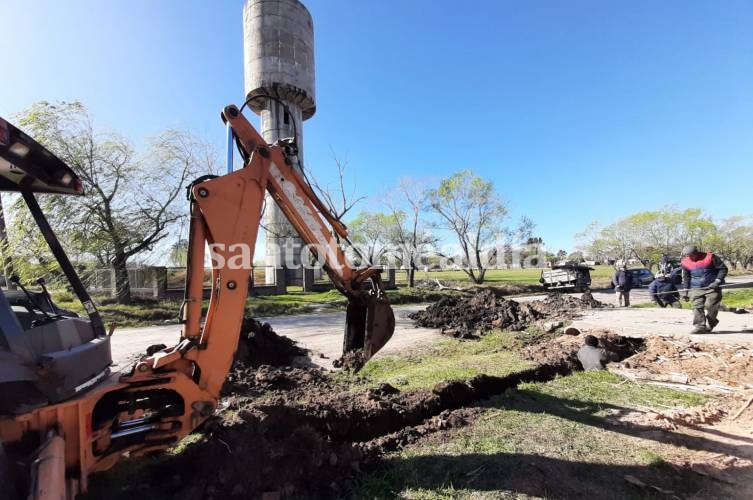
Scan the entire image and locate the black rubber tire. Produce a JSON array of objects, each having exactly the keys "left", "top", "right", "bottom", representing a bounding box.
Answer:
[{"left": 0, "top": 443, "right": 19, "bottom": 500}]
